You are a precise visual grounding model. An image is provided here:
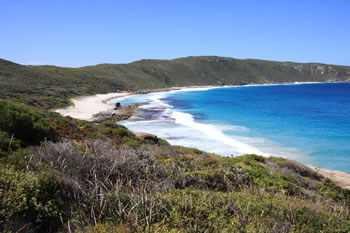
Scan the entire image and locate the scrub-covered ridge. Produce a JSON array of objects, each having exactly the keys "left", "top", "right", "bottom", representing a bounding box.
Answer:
[{"left": 1, "top": 56, "right": 350, "bottom": 109}]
